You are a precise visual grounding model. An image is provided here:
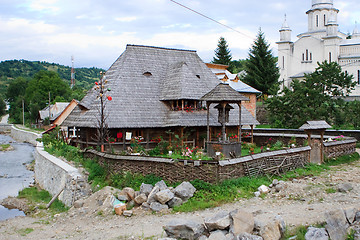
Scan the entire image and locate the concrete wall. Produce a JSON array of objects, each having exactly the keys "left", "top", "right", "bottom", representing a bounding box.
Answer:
[{"left": 34, "top": 143, "right": 89, "bottom": 206}]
